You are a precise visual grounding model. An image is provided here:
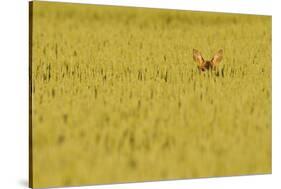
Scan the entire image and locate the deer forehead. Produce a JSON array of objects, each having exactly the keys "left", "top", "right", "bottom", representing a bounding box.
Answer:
[{"left": 204, "top": 61, "right": 212, "bottom": 66}]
